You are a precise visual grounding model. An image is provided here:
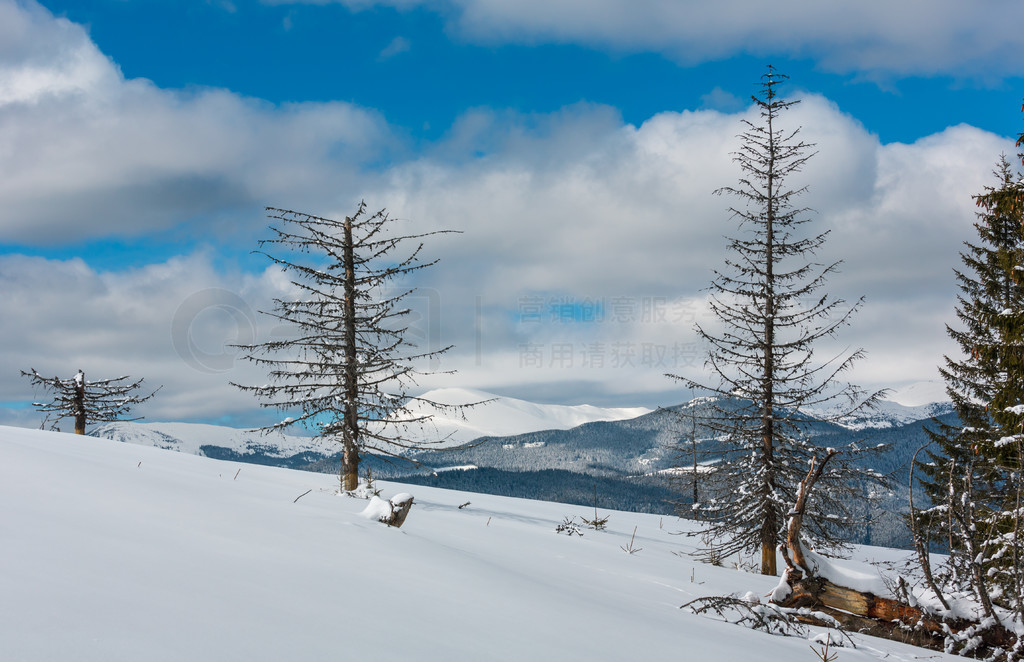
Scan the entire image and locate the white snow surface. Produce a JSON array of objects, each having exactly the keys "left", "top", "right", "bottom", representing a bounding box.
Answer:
[
  {"left": 90, "top": 420, "right": 322, "bottom": 456},
  {"left": 397, "top": 387, "right": 652, "bottom": 444},
  {"left": 2, "top": 425, "right": 965, "bottom": 661},
  {"left": 802, "top": 546, "right": 892, "bottom": 597}
]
